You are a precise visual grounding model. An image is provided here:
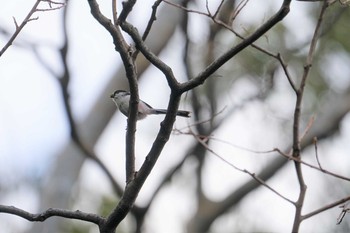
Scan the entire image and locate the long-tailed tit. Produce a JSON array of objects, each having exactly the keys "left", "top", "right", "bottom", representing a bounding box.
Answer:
[{"left": 110, "top": 90, "right": 191, "bottom": 120}]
